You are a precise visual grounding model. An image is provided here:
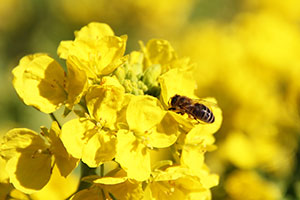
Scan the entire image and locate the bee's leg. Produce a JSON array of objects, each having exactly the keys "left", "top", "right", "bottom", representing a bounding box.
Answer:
[
  {"left": 195, "top": 118, "right": 205, "bottom": 124},
  {"left": 195, "top": 119, "right": 202, "bottom": 124},
  {"left": 189, "top": 114, "right": 199, "bottom": 121},
  {"left": 188, "top": 114, "right": 202, "bottom": 124},
  {"left": 169, "top": 107, "right": 185, "bottom": 115}
]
